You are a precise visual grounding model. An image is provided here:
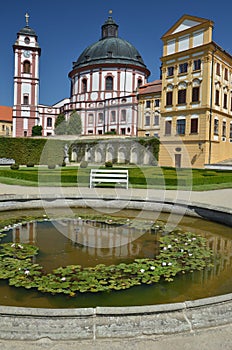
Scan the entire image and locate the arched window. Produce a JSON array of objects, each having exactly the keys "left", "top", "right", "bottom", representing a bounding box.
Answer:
[
  {"left": 178, "top": 82, "right": 187, "bottom": 104},
  {"left": 47, "top": 117, "right": 52, "bottom": 127},
  {"left": 137, "top": 78, "right": 142, "bottom": 87},
  {"left": 106, "top": 76, "right": 113, "bottom": 90},
  {"left": 81, "top": 78, "right": 87, "bottom": 93},
  {"left": 23, "top": 61, "right": 31, "bottom": 74},
  {"left": 23, "top": 94, "right": 29, "bottom": 105}
]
